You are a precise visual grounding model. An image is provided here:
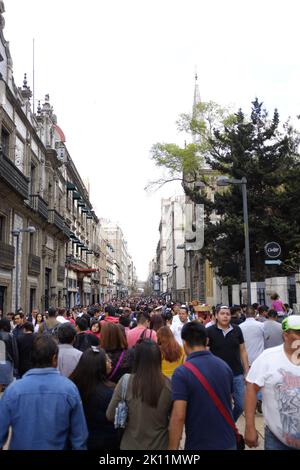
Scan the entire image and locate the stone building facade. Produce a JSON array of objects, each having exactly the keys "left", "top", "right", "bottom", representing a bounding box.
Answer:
[{"left": 0, "top": 6, "right": 136, "bottom": 313}]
